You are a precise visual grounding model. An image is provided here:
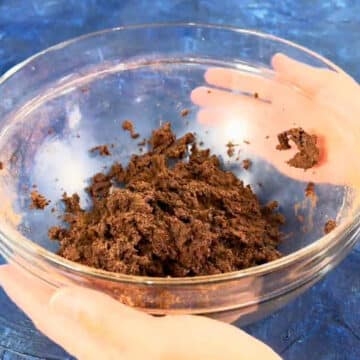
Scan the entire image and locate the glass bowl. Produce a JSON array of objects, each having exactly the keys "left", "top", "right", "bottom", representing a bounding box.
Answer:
[{"left": 0, "top": 24, "right": 359, "bottom": 325}]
